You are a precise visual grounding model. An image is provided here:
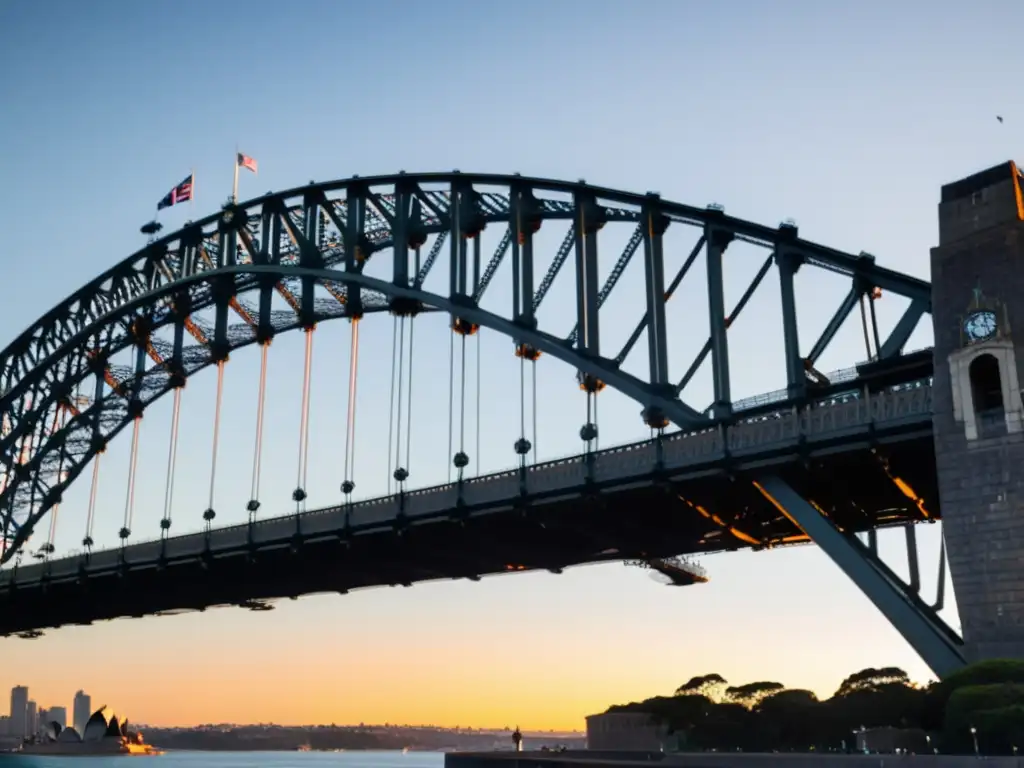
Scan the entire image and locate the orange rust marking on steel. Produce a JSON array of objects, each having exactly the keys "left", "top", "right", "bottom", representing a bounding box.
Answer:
[
  {"left": 677, "top": 493, "right": 761, "bottom": 546},
  {"left": 84, "top": 349, "right": 128, "bottom": 398},
  {"left": 183, "top": 317, "right": 208, "bottom": 345},
  {"left": 197, "top": 245, "right": 257, "bottom": 327},
  {"left": 144, "top": 340, "right": 164, "bottom": 367},
  {"left": 752, "top": 480, "right": 804, "bottom": 533},
  {"left": 875, "top": 454, "right": 931, "bottom": 520}
]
